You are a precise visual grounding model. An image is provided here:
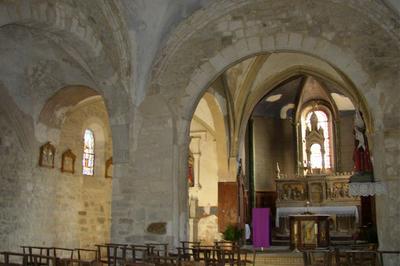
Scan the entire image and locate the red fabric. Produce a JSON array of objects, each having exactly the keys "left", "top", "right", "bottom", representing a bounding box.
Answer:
[
  {"left": 188, "top": 164, "right": 194, "bottom": 187},
  {"left": 353, "top": 132, "right": 373, "bottom": 173}
]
